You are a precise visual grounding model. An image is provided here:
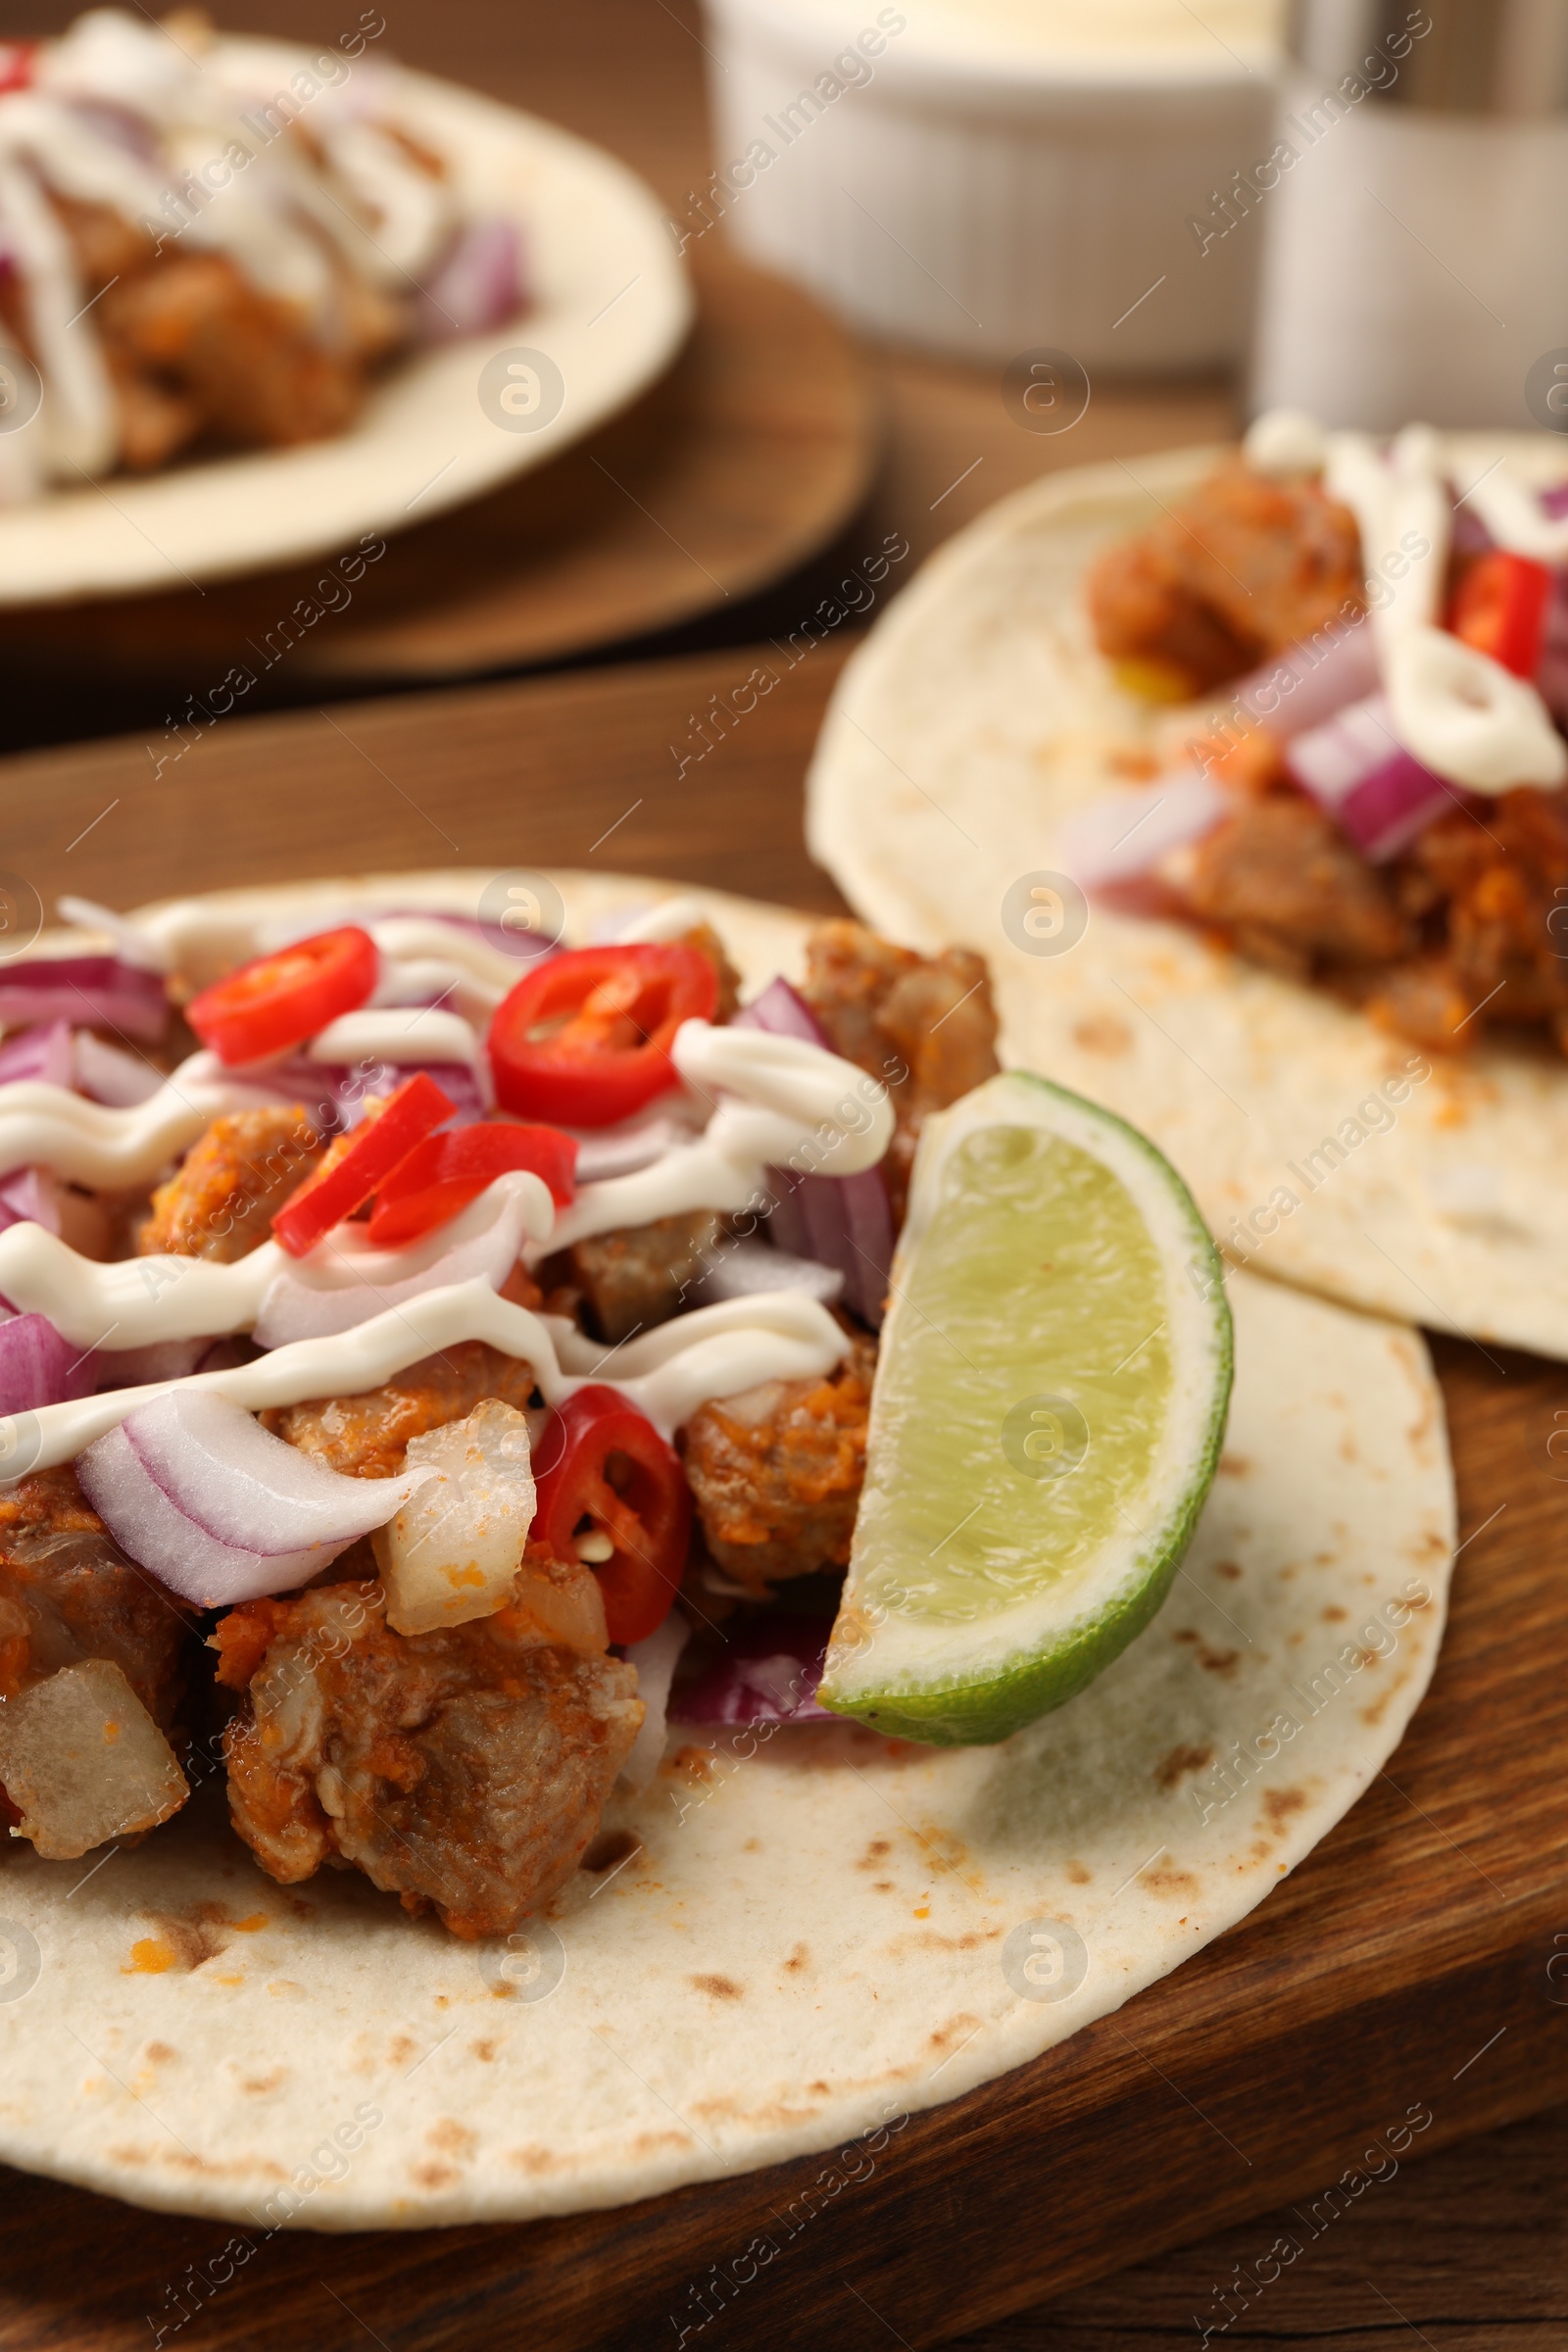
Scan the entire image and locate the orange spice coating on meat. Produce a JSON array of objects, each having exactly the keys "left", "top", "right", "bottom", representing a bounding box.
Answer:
[
  {"left": 680, "top": 1340, "right": 875, "bottom": 1591},
  {"left": 217, "top": 1582, "right": 642, "bottom": 1937},
  {"left": 800, "top": 920, "right": 1001, "bottom": 1224},
  {"left": 138, "top": 1106, "right": 322, "bottom": 1263},
  {"left": 1088, "top": 464, "right": 1365, "bottom": 697},
  {"left": 261, "top": 1342, "right": 541, "bottom": 1479}
]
